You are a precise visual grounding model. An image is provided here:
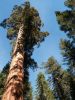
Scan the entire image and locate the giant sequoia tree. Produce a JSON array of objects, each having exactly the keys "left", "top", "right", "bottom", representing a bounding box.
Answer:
[
  {"left": 35, "top": 73, "right": 55, "bottom": 100},
  {"left": 56, "top": 0, "right": 75, "bottom": 99},
  {"left": 0, "top": 1, "right": 48, "bottom": 100}
]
